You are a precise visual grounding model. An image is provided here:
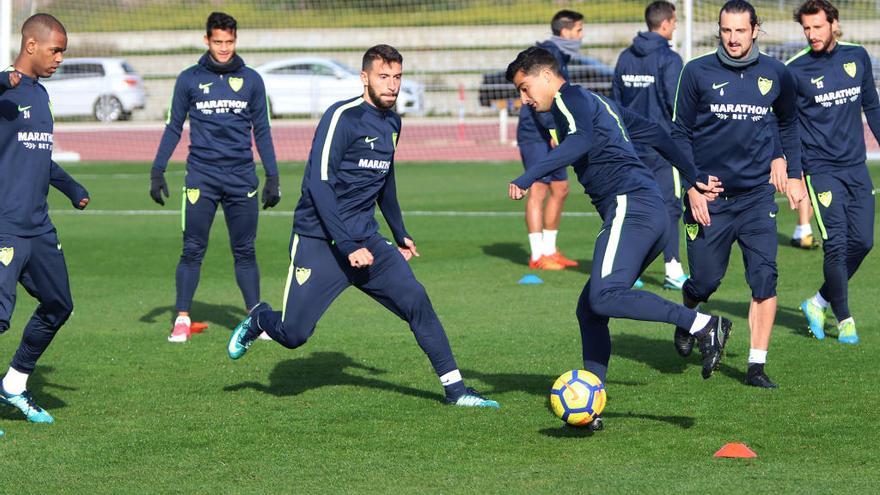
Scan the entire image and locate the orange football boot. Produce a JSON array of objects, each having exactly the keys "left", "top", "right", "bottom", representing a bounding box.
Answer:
[
  {"left": 528, "top": 255, "right": 565, "bottom": 270},
  {"left": 548, "top": 251, "right": 578, "bottom": 267}
]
